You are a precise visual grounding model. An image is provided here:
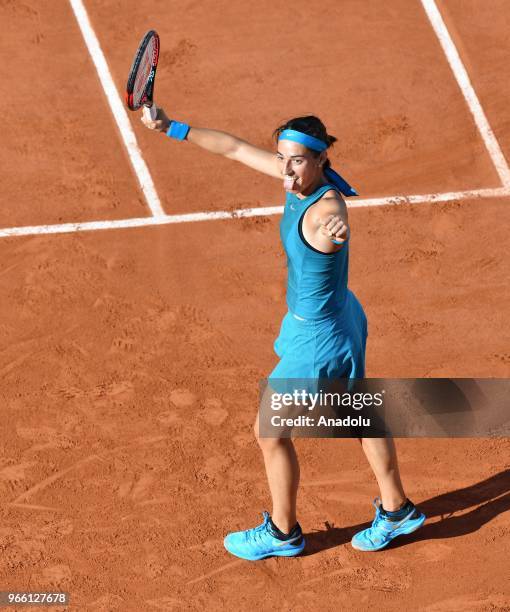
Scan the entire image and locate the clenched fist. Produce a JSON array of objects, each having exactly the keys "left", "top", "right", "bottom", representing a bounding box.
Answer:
[{"left": 320, "top": 214, "right": 349, "bottom": 244}]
